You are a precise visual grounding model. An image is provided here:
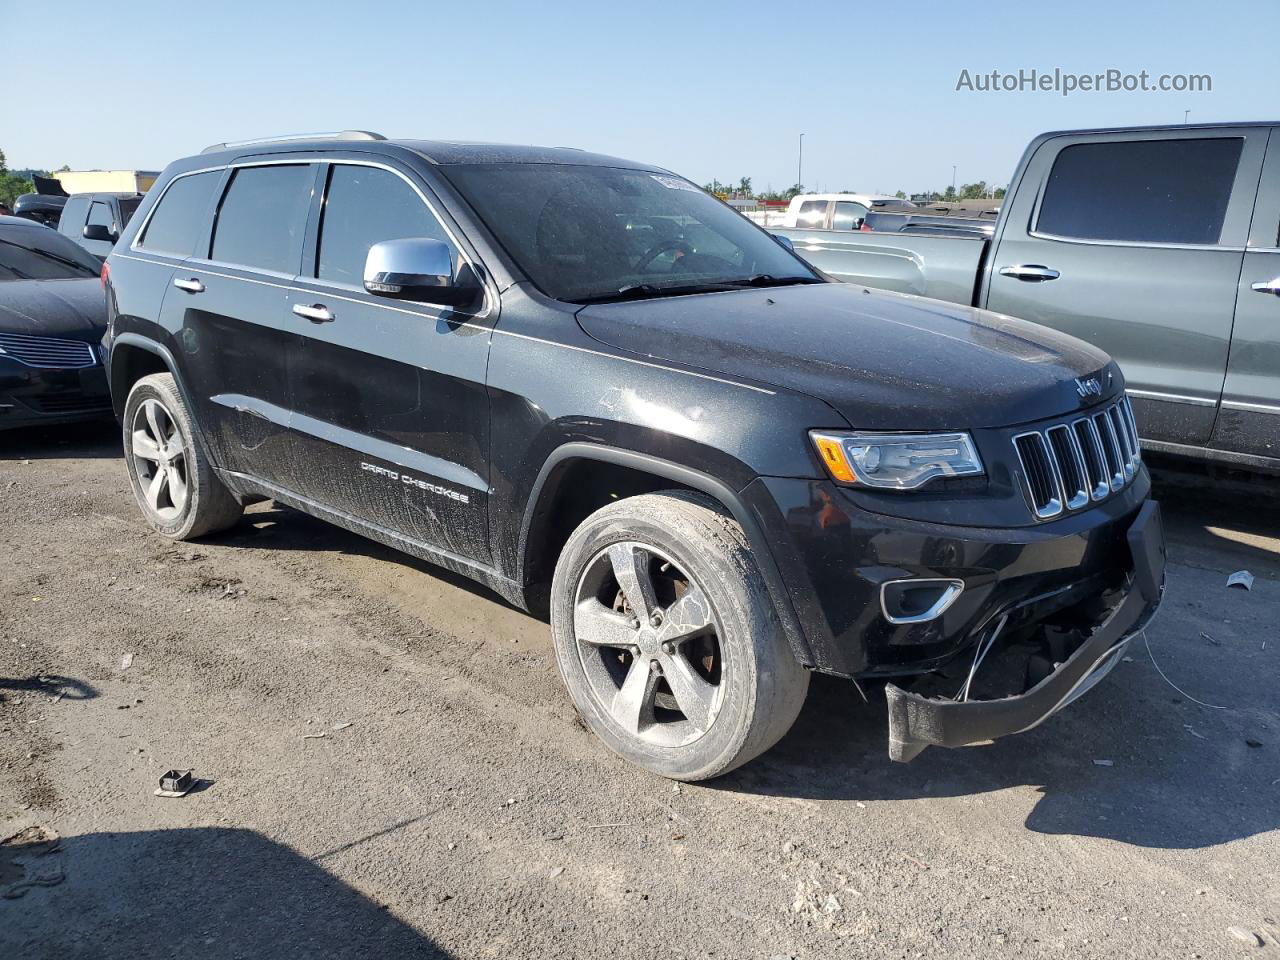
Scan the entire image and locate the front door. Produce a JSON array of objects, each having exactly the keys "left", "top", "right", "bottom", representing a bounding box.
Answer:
[
  {"left": 1214, "top": 127, "right": 1280, "bottom": 462},
  {"left": 982, "top": 128, "right": 1267, "bottom": 446},
  {"left": 285, "top": 159, "right": 494, "bottom": 562}
]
